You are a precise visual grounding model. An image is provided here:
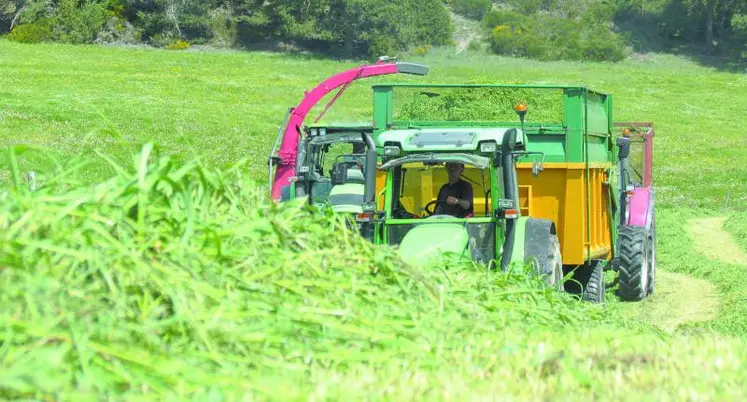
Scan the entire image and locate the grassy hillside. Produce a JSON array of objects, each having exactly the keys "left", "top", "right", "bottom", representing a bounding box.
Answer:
[
  {"left": 1, "top": 41, "right": 746, "bottom": 210},
  {"left": 2, "top": 40, "right": 747, "bottom": 399}
]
